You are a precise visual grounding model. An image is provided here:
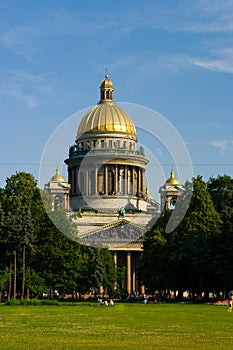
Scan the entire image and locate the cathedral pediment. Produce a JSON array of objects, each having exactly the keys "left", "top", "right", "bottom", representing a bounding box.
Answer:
[{"left": 79, "top": 219, "right": 145, "bottom": 247}]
